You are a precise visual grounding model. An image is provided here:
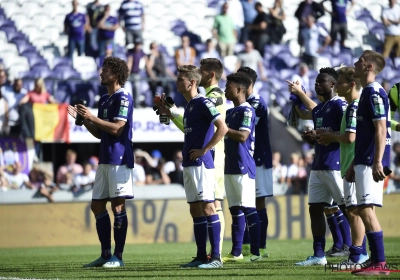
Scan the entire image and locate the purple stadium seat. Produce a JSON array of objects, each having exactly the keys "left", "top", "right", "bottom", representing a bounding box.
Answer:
[
  {"left": 394, "top": 57, "right": 400, "bottom": 69},
  {"left": 370, "top": 27, "right": 385, "bottom": 42},
  {"left": 194, "top": 43, "right": 206, "bottom": 54},
  {"left": 207, "top": 0, "right": 219, "bottom": 8},
  {"left": 24, "top": 53, "right": 48, "bottom": 68},
  {"left": 280, "top": 69, "right": 297, "bottom": 81},
  {"left": 258, "top": 82, "right": 270, "bottom": 106},
  {"left": 52, "top": 57, "right": 72, "bottom": 69},
  {"left": 54, "top": 81, "right": 76, "bottom": 104},
  {"left": 270, "top": 44, "right": 290, "bottom": 56},
  {"left": 355, "top": 9, "right": 372, "bottom": 21},
  {"left": 270, "top": 57, "right": 288, "bottom": 71},
  {"left": 70, "top": 82, "right": 96, "bottom": 107},
  {"left": 170, "top": 20, "right": 187, "bottom": 37},
  {"left": 276, "top": 52, "right": 300, "bottom": 68},
  {"left": 20, "top": 70, "right": 36, "bottom": 79},
  {"left": 0, "top": 19, "right": 15, "bottom": 29}
]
